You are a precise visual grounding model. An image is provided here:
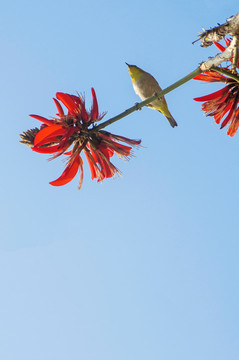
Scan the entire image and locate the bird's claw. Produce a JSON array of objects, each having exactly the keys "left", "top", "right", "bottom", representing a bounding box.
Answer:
[
  {"left": 154, "top": 91, "right": 162, "bottom": 101},
  {"left": 135, "top": 102, "right": 142, "bottom": 111}
]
